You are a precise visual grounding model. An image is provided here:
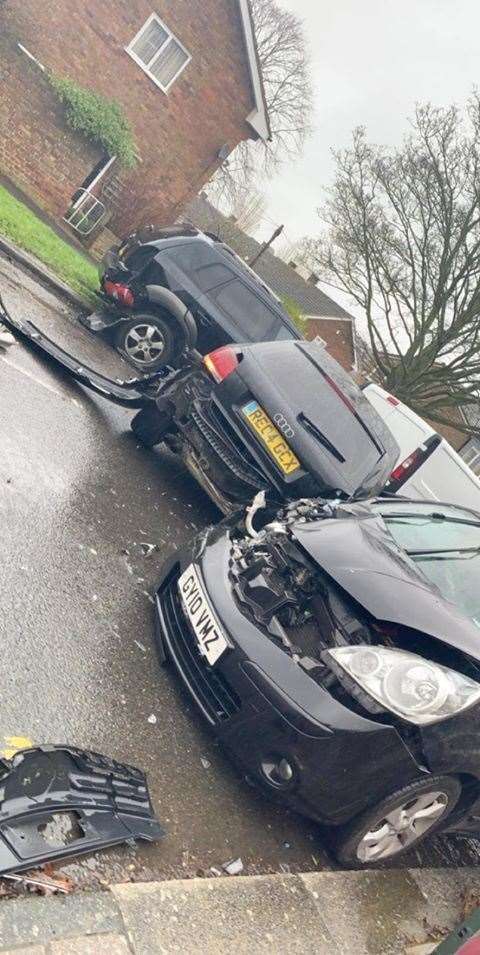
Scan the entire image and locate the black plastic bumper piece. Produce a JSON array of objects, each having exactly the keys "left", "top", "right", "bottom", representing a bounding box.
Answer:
[
  {"left": 0, "top": 294, "right": 162, "bottom": 408},
  {"left": 0, "top": 745, "right": 165, "bottom": 874}
]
